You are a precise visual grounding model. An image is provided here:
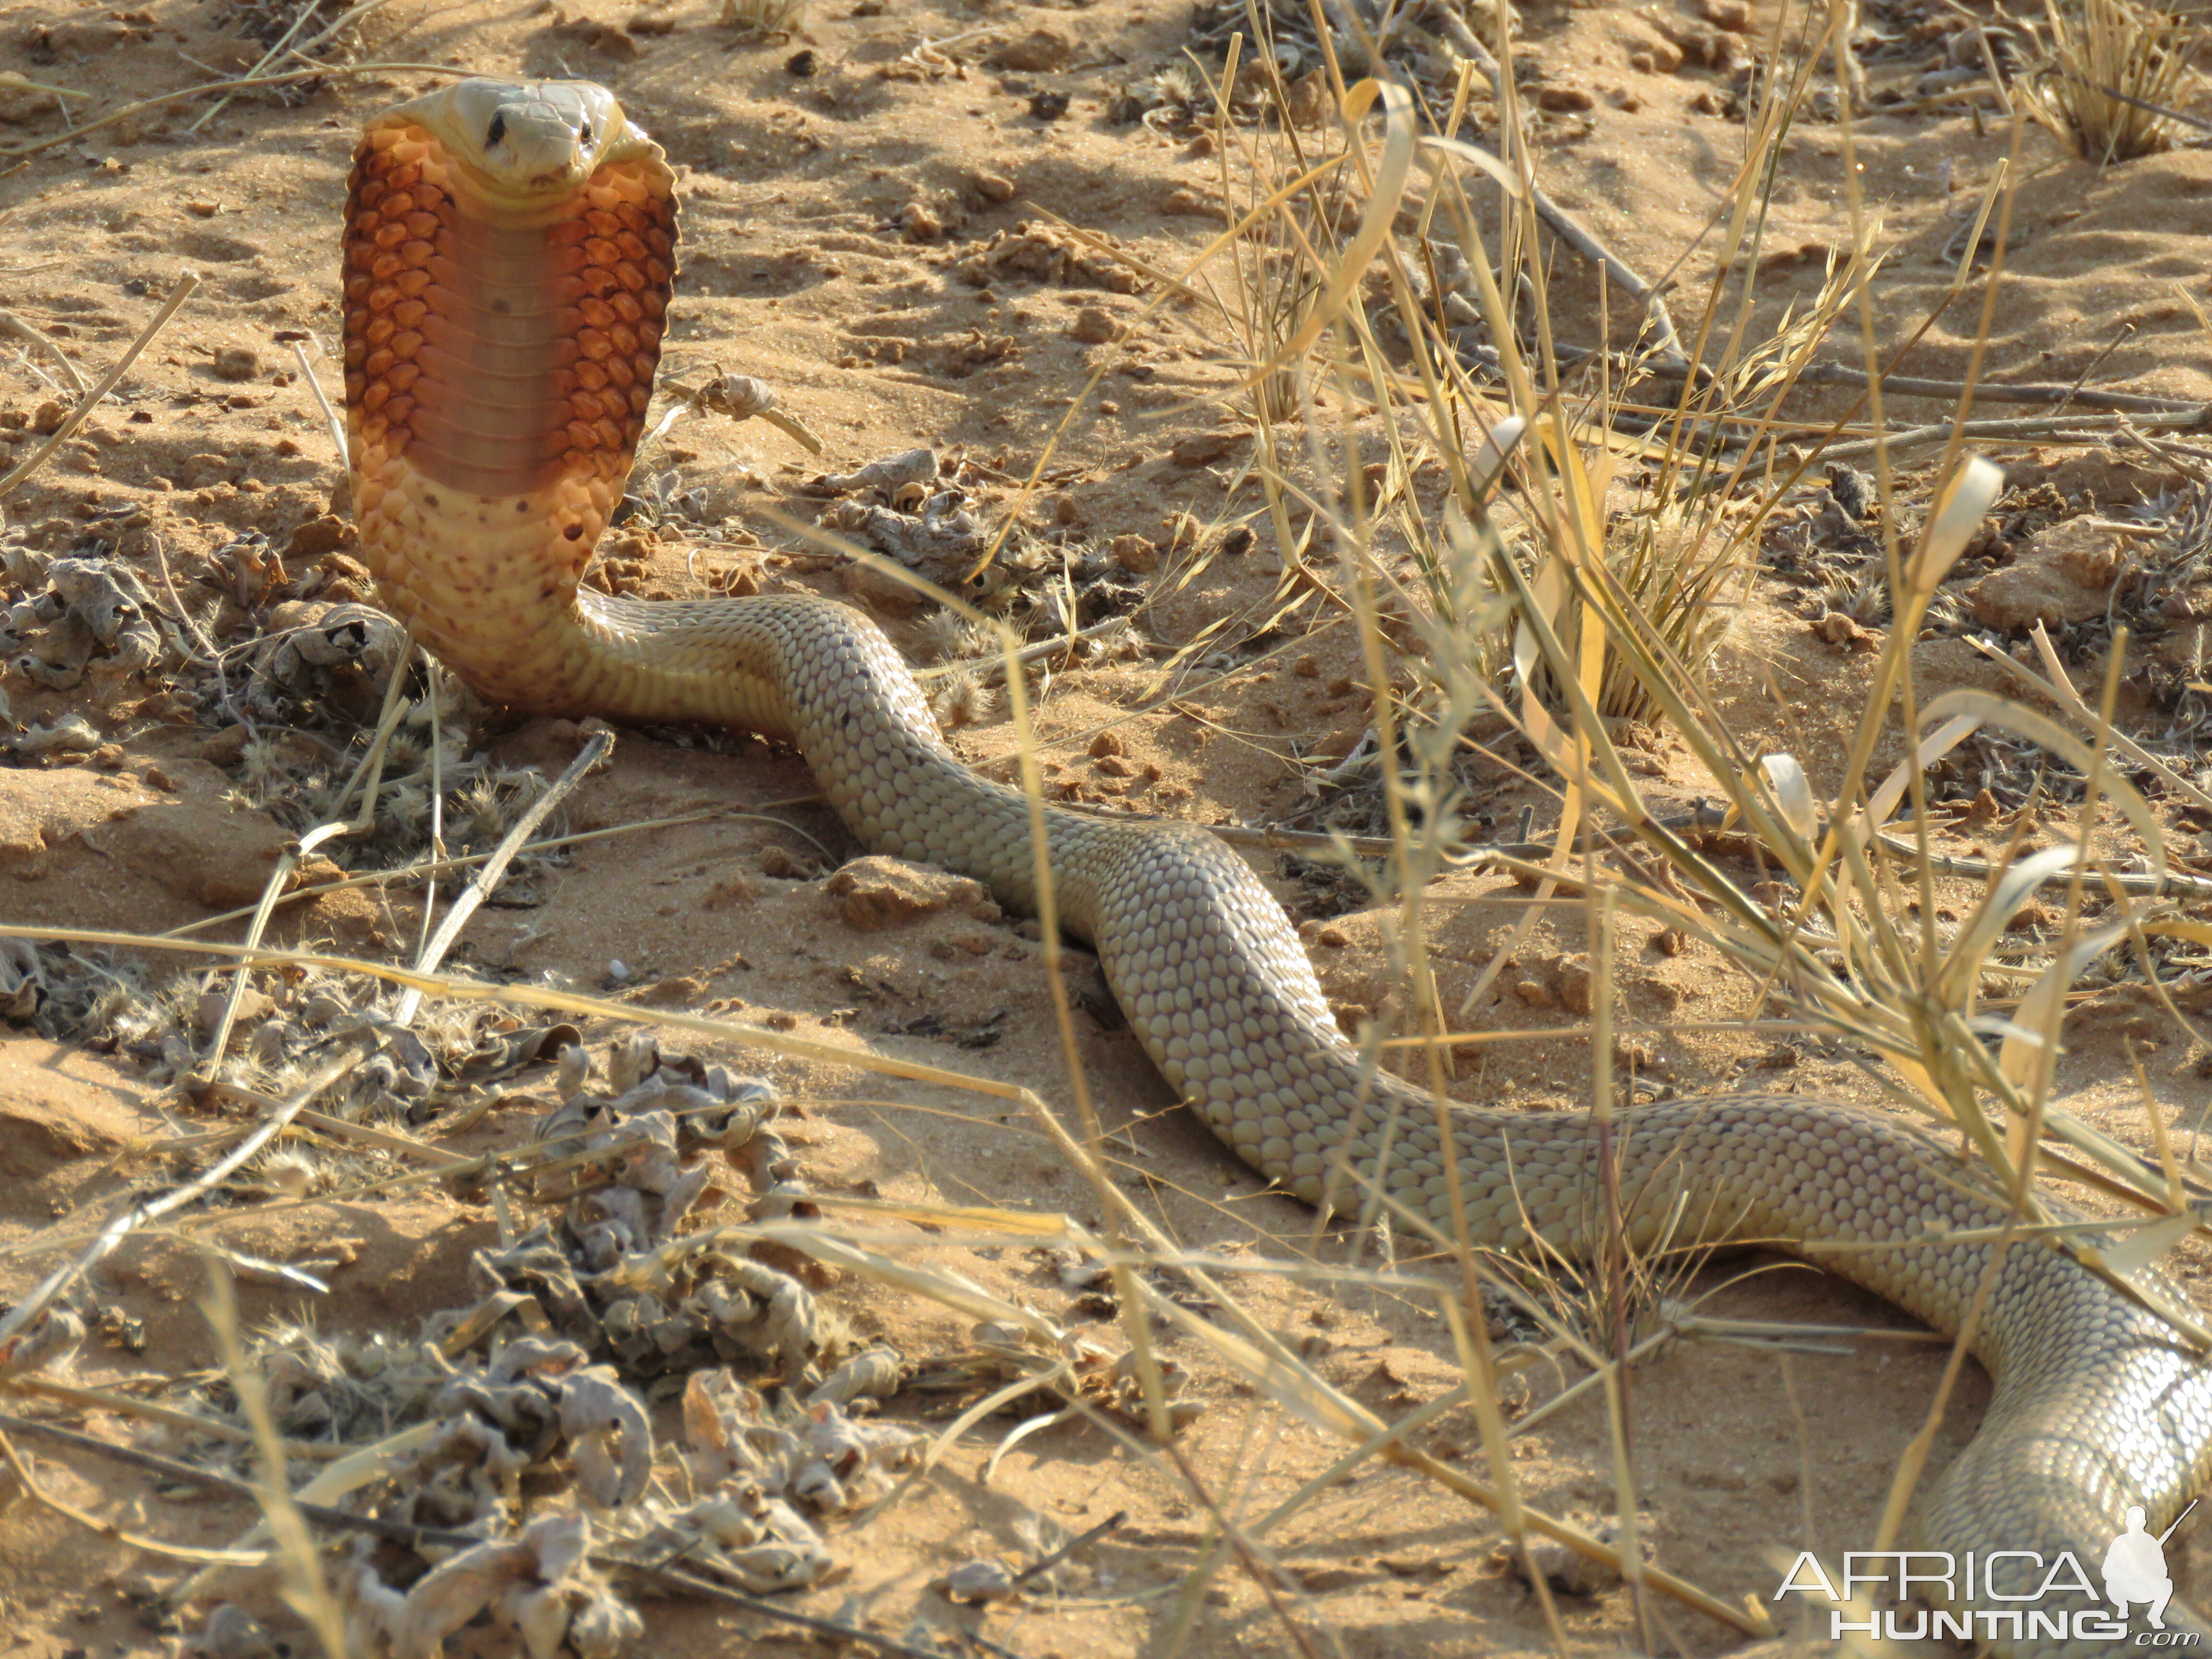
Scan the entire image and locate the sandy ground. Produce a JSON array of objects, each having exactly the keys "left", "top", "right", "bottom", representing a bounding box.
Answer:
[{"left": 3, "top": 0, "right": 2212, "bottom": 1653}]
